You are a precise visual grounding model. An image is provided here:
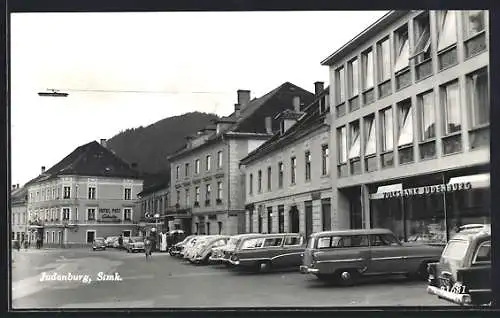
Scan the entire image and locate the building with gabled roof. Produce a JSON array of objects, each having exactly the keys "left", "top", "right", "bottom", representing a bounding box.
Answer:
[
  {"left": 25, "top": 139, "right": 144, "bottom": 247},
  {"left": 240, "top": 82, "right": 331, "bottom": 237},
  {"left": 11, "top": 184, "right": 28, "bottom": 243},
  {"left": 167, "top": 82, "right": 315, "bottom": 235}
]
